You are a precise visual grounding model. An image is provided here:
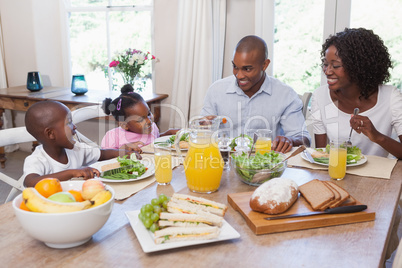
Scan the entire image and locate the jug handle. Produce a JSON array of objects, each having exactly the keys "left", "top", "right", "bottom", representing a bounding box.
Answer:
[{"left": 174, "top": 128, "right": 188, "bottom": 161}]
